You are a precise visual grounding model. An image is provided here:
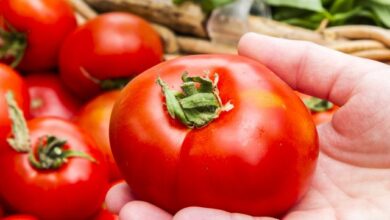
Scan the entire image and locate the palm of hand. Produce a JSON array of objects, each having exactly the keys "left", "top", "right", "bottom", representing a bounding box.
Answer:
[{"left": 286, "top": 72, "right": 390, "bottom": 220}]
